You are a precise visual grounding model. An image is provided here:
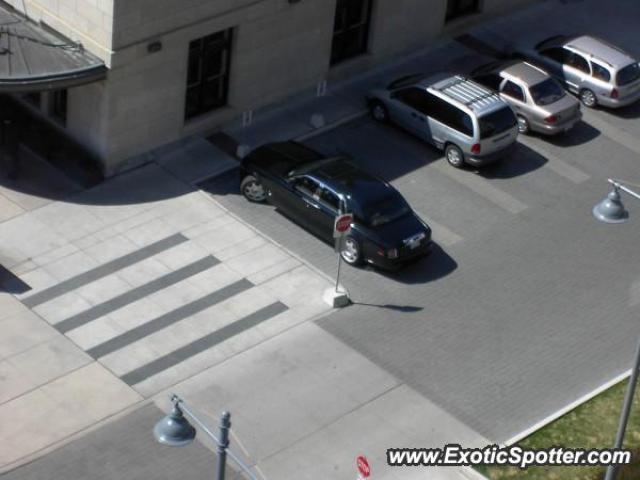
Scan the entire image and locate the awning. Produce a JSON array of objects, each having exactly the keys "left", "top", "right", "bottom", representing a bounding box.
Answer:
[{"left": 0, "top": 5, "right": 107, "bottom": 92}]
